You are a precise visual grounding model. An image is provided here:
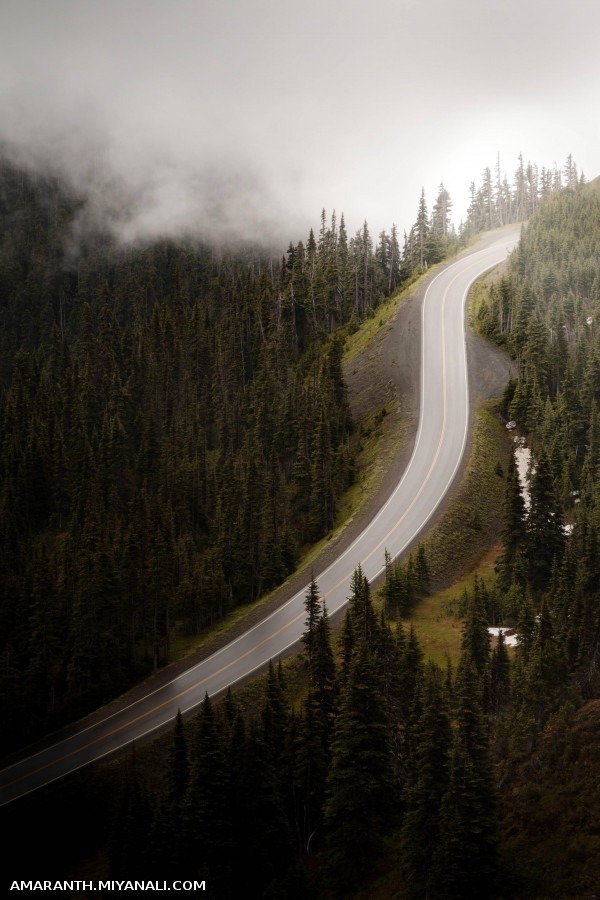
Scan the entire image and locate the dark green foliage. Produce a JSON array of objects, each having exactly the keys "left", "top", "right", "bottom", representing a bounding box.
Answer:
[
  {"left": 168, "top": 708, "right": 189, "bottom": 808},
  {"left": 300, "top": 575, "right": 337, "bottom": 731},
  {"left": 324, "top": 639, "right": 394, "bottom": 888},
  {"left": 473, "top": 180, "right": 600, "bottom": 700},
  {"left": 301, "top": 576, "right": 321, "bottom": 661},
  {"left": 489, "top": 630, "right": 511, "bottom": 720},
  {"left": 109, "top": 752, "right": 153, "bottom": 878},
  {"left": 382, "top": 545, "right": 429, "bottom": 619},
  {"left": 460, "top": 575, "right": 492, "bottom": 680},
  {"left": 527, "top": 448, "right": 564, "bottom": 591},
  {"left": 183, "top": 694, "right": 232, "bottom": 879},
  {"left": 497, "top": 700, "right": 600, "bottom": 899},
  {"left": 235, "top": 717, "right": 295, "bottom": 889},
  {"left": 401, "top": 661, "right": 452, "bottom": 898},
  {"left": 261, "top": 660, "right": 290, "bottom": 769},
  {"left": 346, "top": 563, "right": 378, "bottom": 648},
  {"left": 461, "top": 181, "right": 600, "bottom": 898},
  {"left": 292, "top": 689, "right": 329, "bottom": 854},
  {"left": 311, "top": 606, "right": 338, "bottom": 730},
  {"left": 496, "top": 450, "right": 526, "bottom": 590},
  {"left": 3, "top": 162, "right": 403, "bottom": 747},
  {"left": 431, "top": 661, "right": 499, "bottom": 898}
]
